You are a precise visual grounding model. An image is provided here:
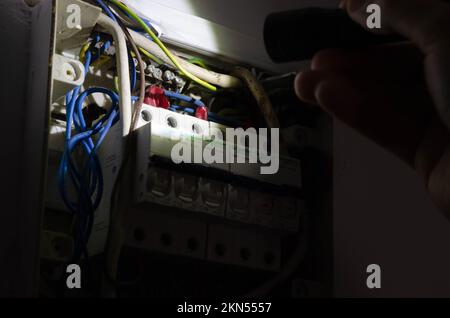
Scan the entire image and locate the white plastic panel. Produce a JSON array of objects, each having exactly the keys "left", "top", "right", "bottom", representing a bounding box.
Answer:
[
  {"left": 55, "top": 0, "right": 101, "bottom": 51},
  {"left": 123, "top": 0, "right": 339, "bottom": 73},
  {"left": 207, "top": 224, "right": 281, "bottom": 271},
  {"left": 126, "top": 210, "right": 207, "bottom": 260},
  {"left": 51, "top": 54, "right": 85, "bottom": 101}
]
